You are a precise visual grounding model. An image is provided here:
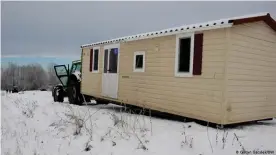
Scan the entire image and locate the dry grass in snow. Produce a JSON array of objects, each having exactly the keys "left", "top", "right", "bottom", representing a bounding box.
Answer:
[{"left": 1, "top": 91, "right": 276, "bottom": 155}]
